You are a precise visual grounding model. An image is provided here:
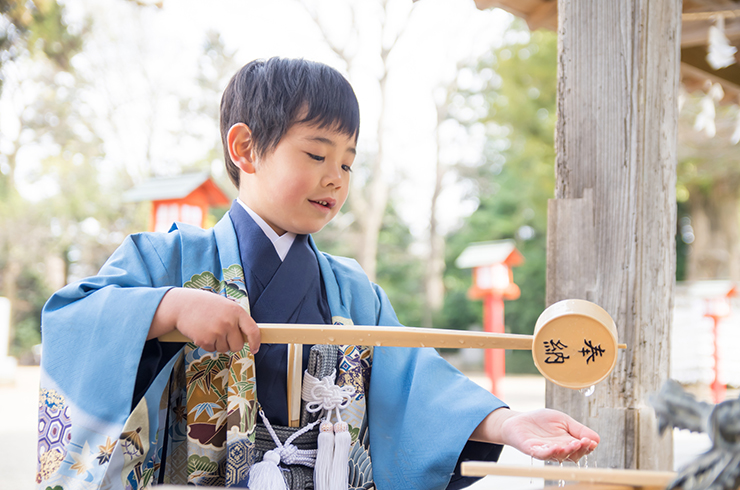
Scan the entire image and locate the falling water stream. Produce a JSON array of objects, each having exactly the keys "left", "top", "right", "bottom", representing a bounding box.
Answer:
[{"left": 530, "top": 456, "right": 534, "bottom": 485}]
